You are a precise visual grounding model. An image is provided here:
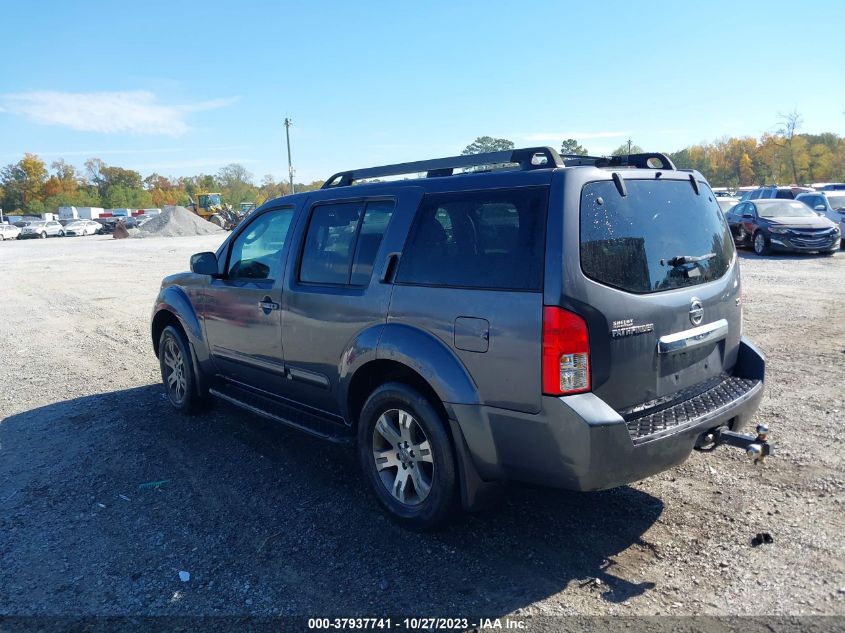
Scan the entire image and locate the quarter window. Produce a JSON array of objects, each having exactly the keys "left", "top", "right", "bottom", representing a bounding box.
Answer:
[
  {"left": 227, "top": 208, "right": 295, "bottom": 281},
  {"left": 397, "top": 188, "right": 547, "bottom": 291}
]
